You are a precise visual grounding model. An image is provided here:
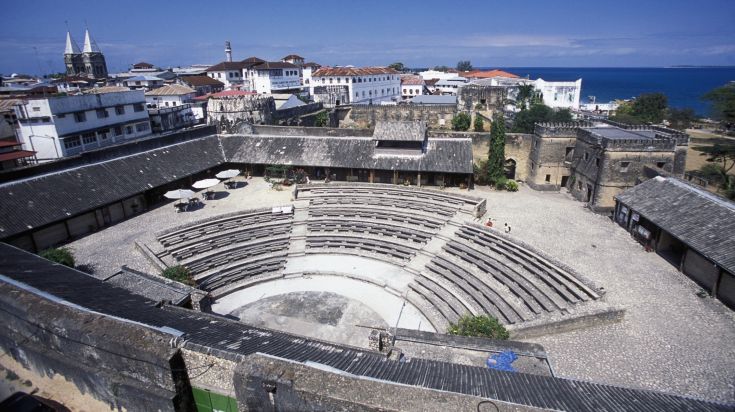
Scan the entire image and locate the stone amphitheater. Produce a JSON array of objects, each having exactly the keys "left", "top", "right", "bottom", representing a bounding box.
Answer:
[{"left": 64, "top": 177, "right": 735, "bottom": 406}]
